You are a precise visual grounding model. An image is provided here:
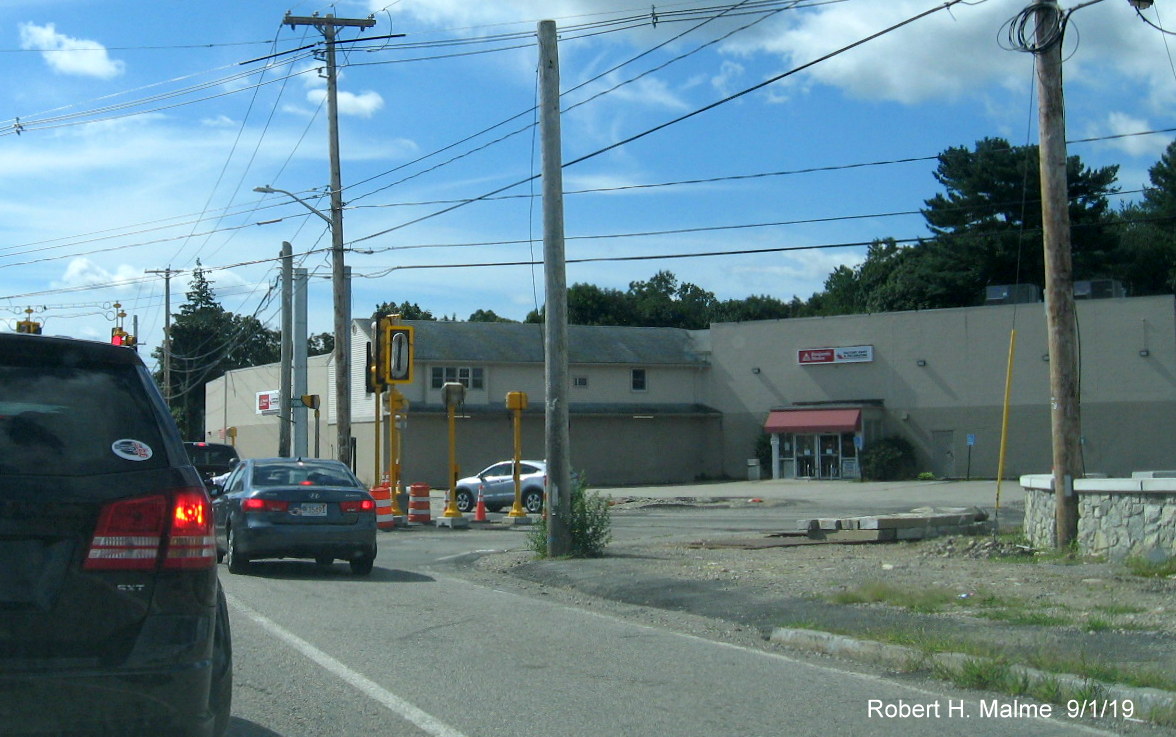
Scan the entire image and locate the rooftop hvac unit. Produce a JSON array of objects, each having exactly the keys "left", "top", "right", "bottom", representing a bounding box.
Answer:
[
  {"left": 984, "top": 284, "right": 1040, "bottom": 305},
  {"left": 1073, "top": 279, "right": 1125, "bottom": 300}
]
